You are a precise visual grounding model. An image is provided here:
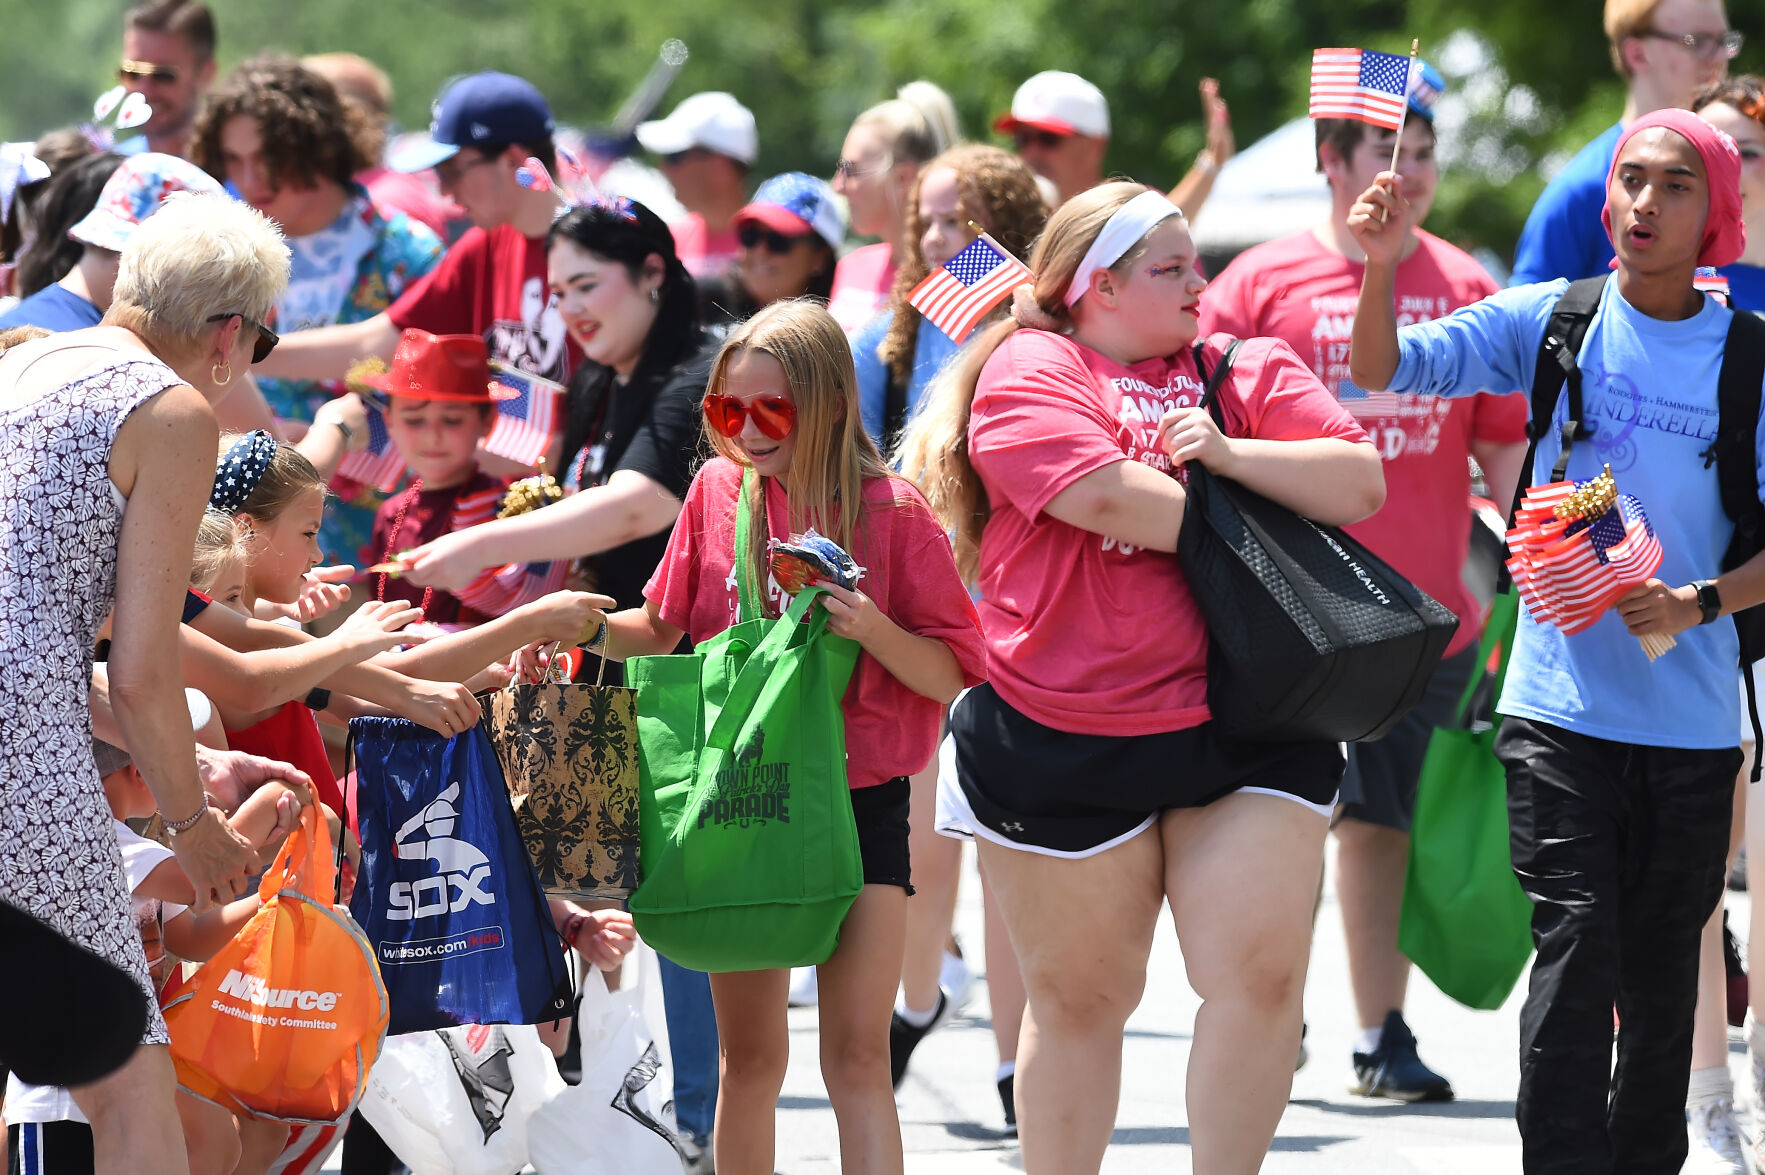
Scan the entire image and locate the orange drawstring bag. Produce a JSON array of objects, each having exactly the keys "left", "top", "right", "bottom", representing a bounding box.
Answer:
[{"left": 162, "top": 804, "right": 388, "bottom": 1125}]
